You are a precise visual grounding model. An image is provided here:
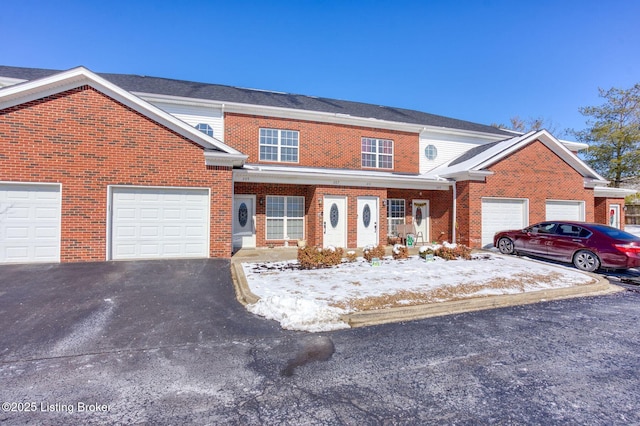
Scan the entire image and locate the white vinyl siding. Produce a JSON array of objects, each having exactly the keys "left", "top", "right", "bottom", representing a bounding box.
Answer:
[
  {"left": 266, "top": 196, "right": 304, "bottom": 240},
  {"left": 419, "top": 131, "right": 489, "bottom": 173},
  {"left": 0, "top": 183, "right": 61, "bottom": 263},
  {"left": 146, "top": 101, "right": 224, "bottom": 141},
  {"left": 109, "top": 187, "right": 210, "bottom": 260},
  {"left": 481, "top": 198, "right": 528, "bottom": 248}
]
